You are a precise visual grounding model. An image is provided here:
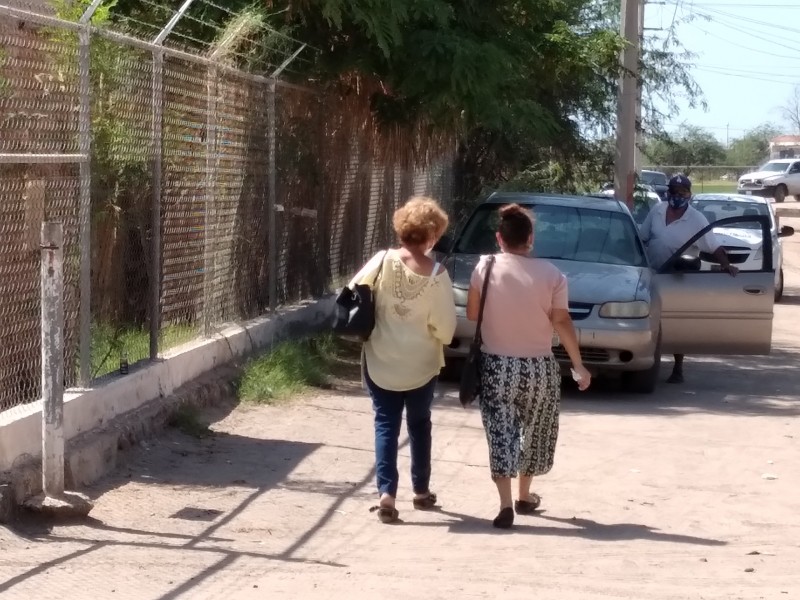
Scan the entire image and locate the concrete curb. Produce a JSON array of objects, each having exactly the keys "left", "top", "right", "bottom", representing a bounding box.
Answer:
[{"left": 0, "top": 296, "right": 336, "bottom": 517}]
